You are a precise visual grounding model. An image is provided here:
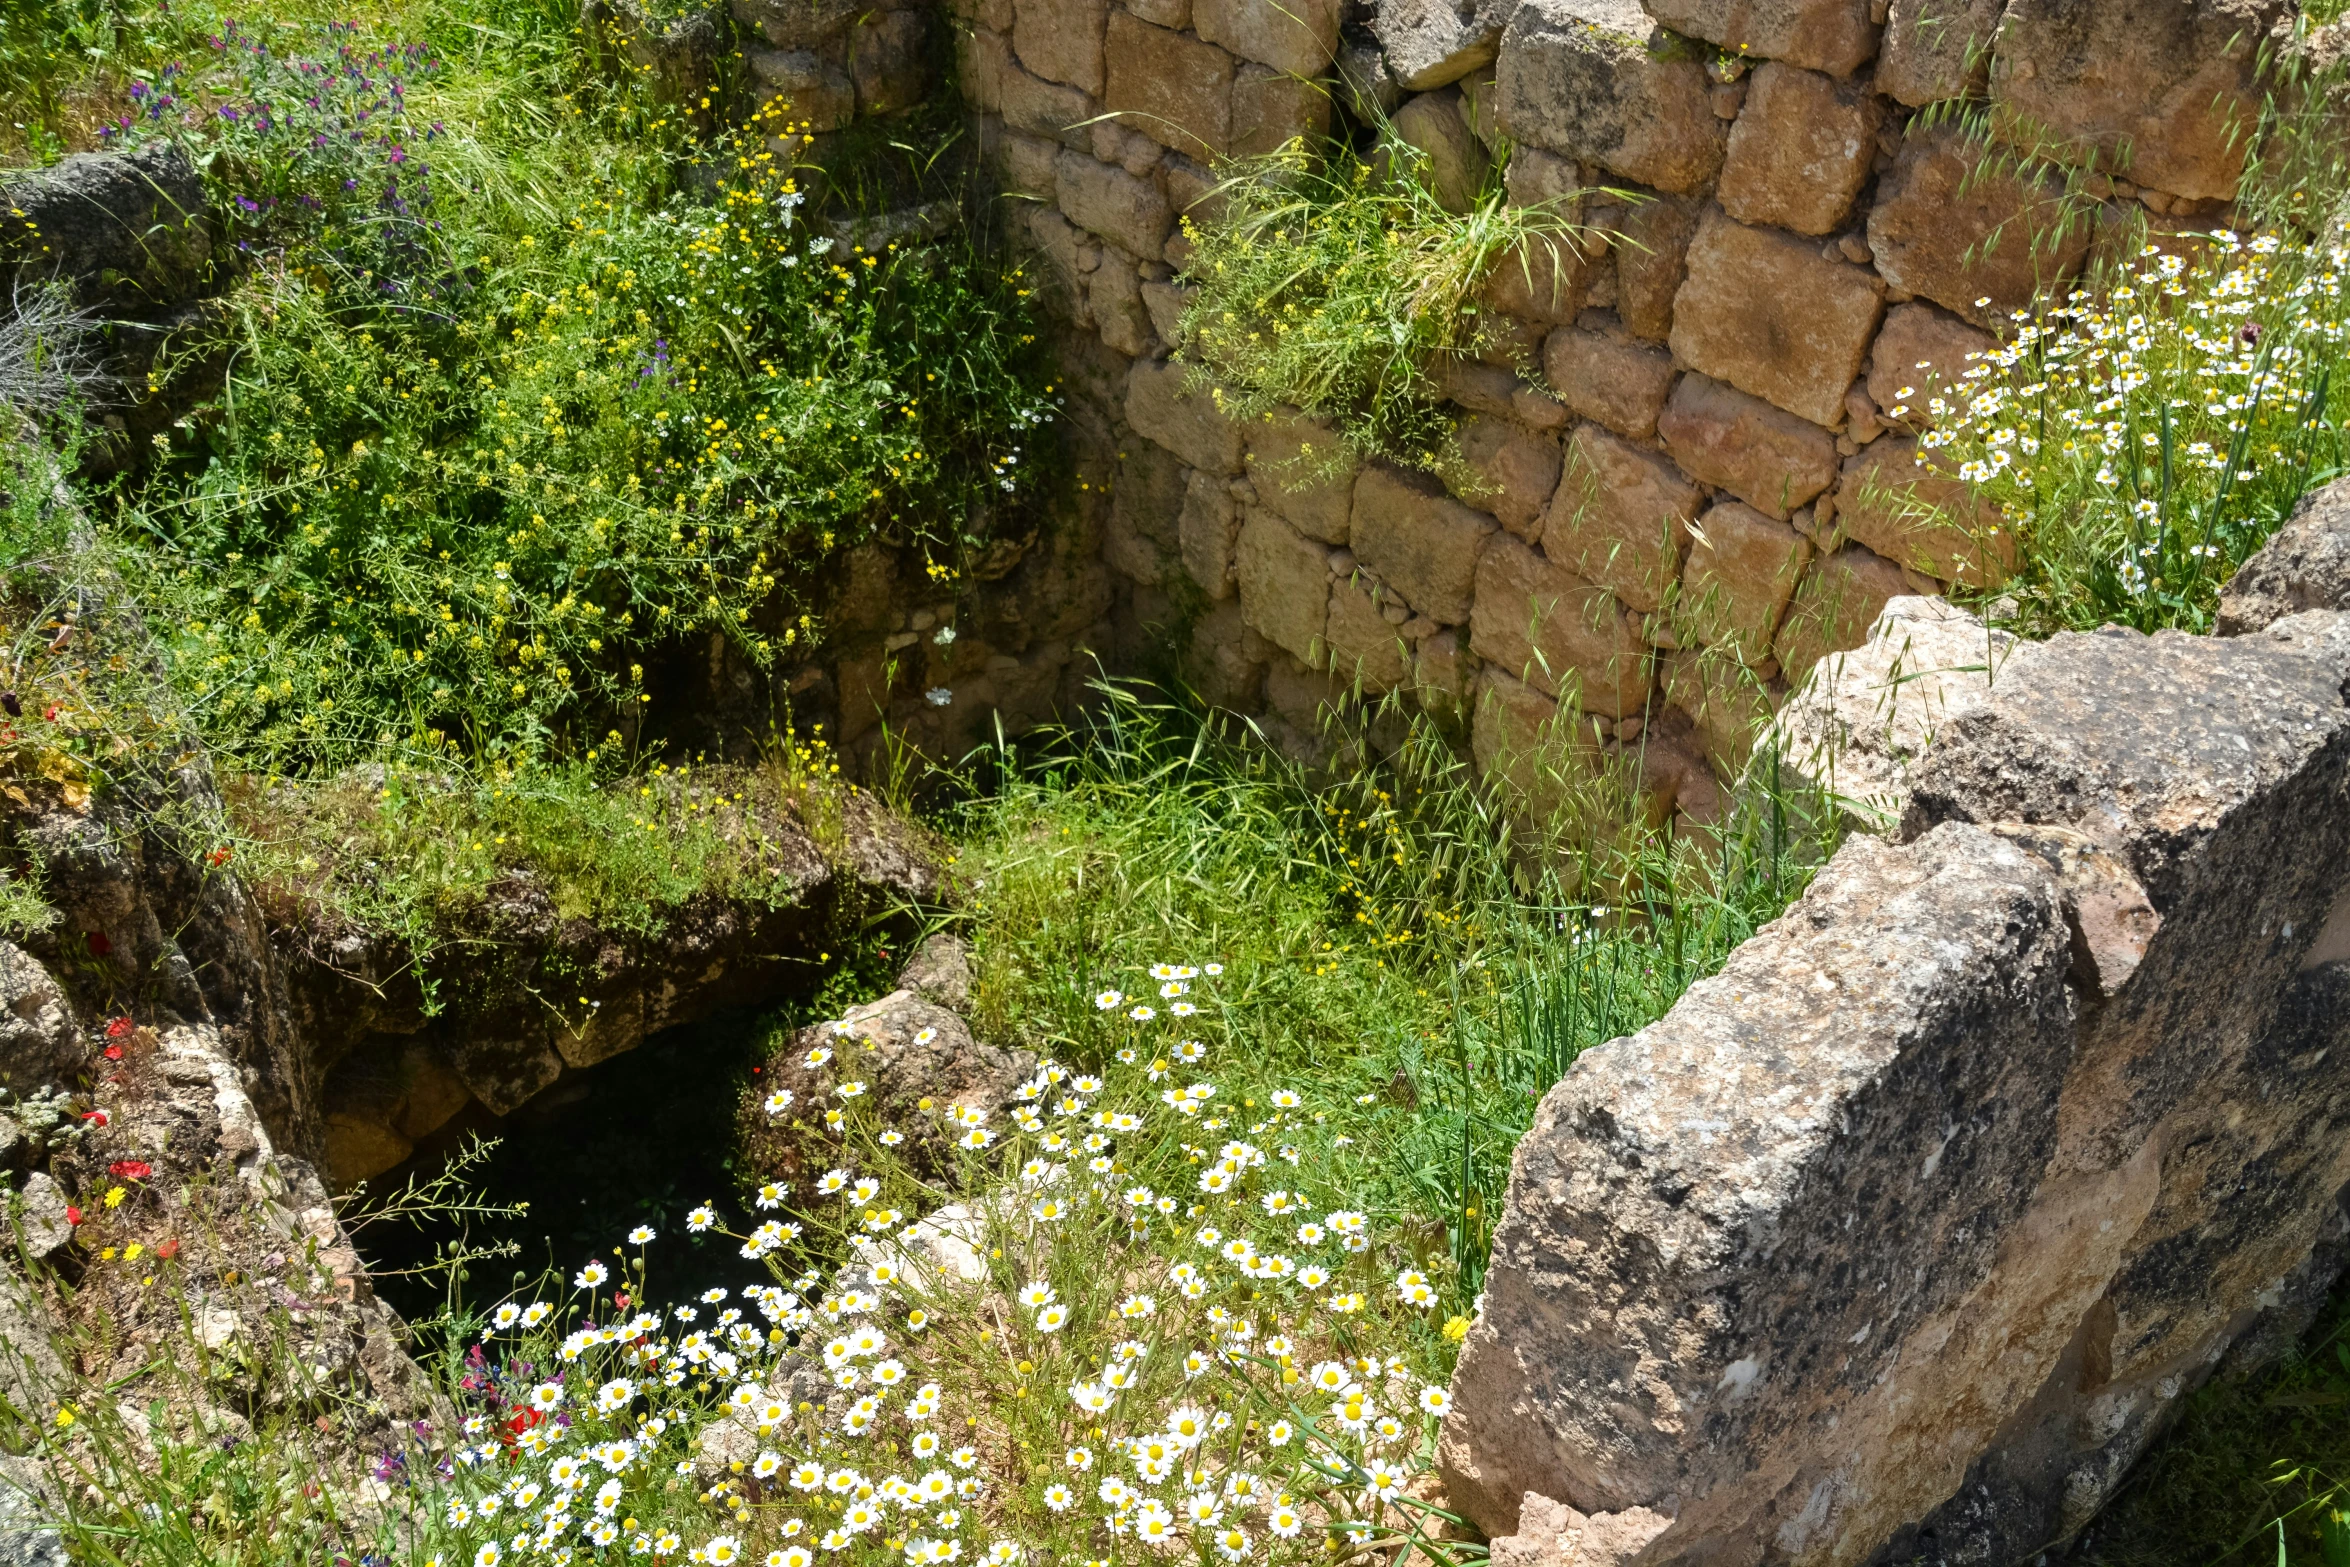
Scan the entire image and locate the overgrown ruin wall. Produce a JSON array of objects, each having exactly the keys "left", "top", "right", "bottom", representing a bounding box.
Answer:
[{"left": 844, "top": 0, "right": 2301, "bottom": 816}]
